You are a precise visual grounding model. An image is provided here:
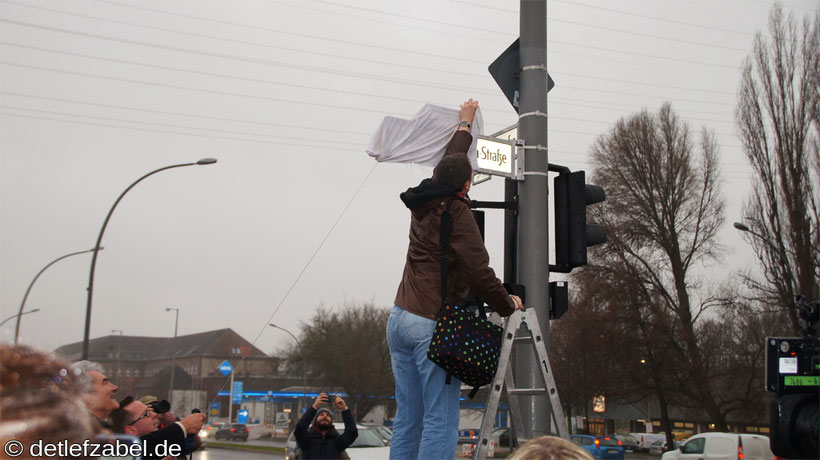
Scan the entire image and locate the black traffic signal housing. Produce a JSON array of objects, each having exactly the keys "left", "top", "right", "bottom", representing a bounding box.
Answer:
[{"left": 552, "top": 170, "right": 607, "bottom": 273}]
